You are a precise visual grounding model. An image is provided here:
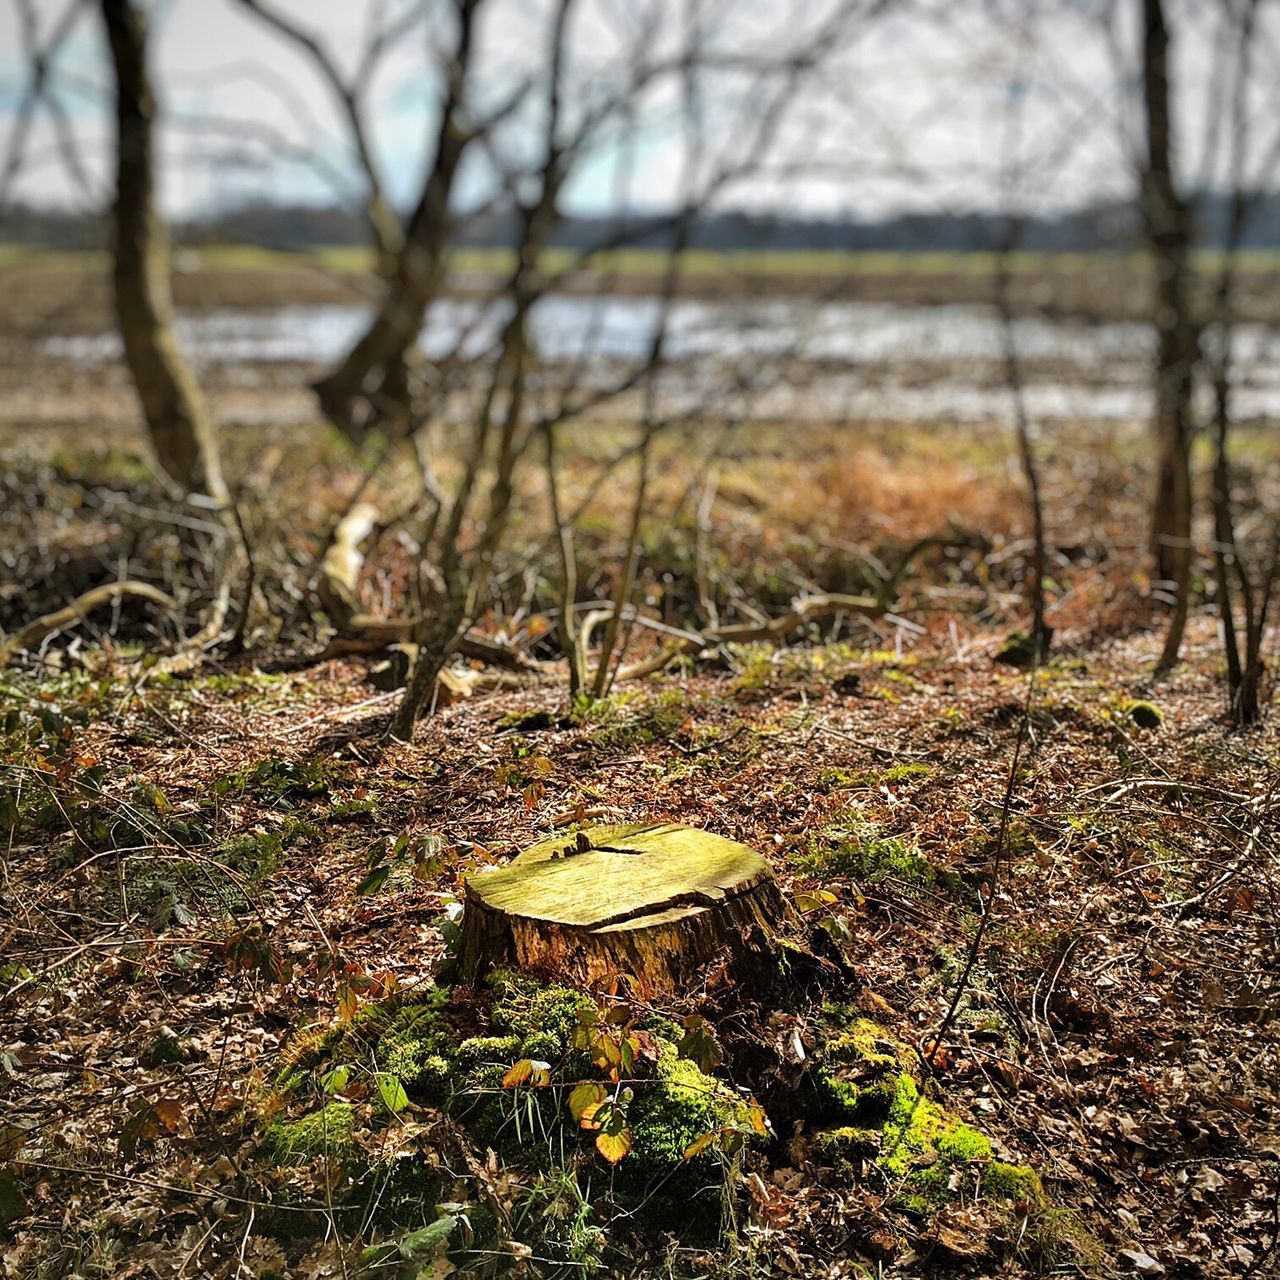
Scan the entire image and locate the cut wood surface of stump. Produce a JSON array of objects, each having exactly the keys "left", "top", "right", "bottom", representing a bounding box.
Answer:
[{"left": 458, "top": 823, "right": 787, "bottom": 997}]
